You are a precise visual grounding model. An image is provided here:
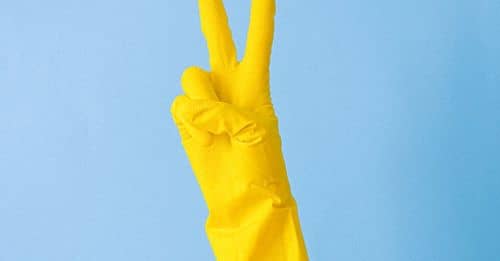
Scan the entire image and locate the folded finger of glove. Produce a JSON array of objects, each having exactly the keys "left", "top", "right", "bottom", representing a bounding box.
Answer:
[{"left": 171, "top": 96, "right": 266, "bottom": 145}]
